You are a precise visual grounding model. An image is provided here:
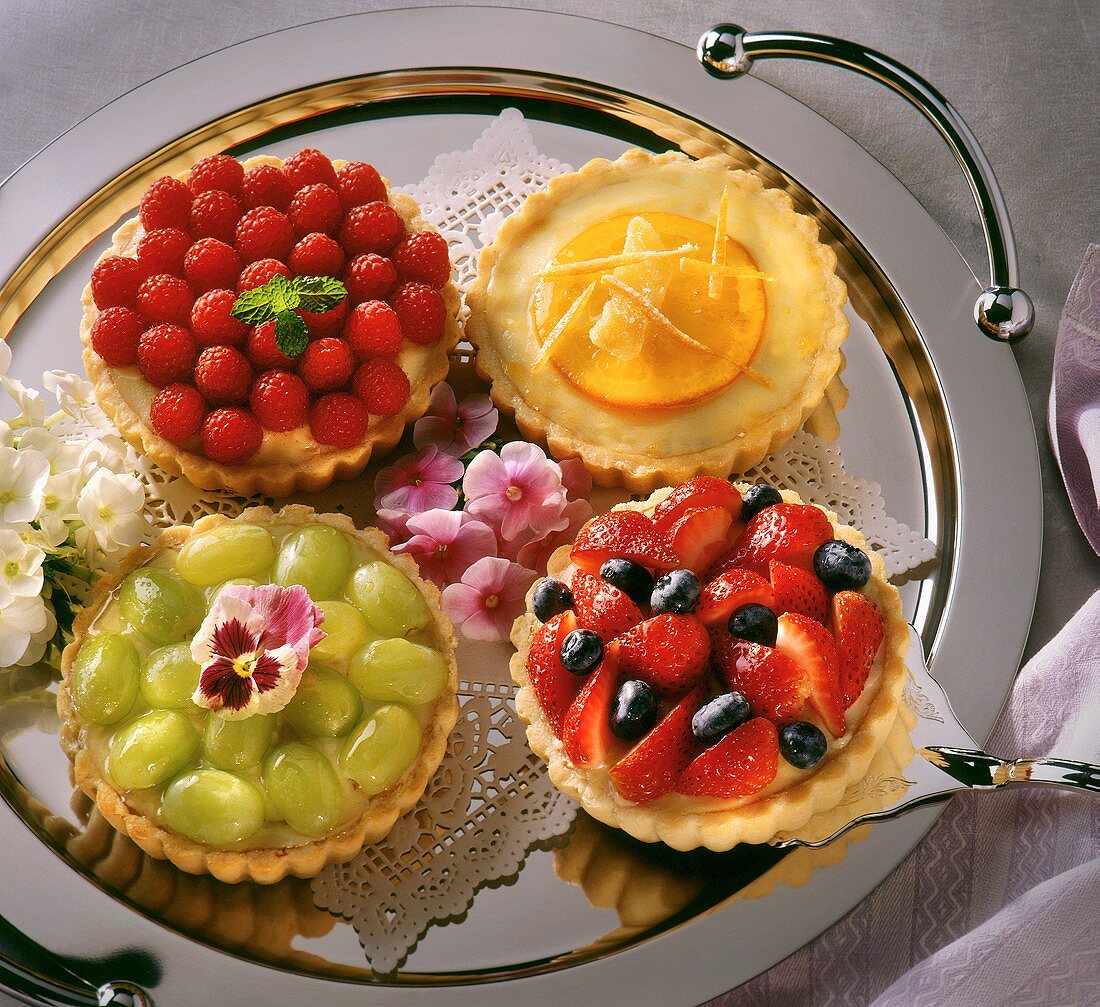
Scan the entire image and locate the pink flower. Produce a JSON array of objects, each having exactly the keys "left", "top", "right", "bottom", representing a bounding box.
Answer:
[
  {"left": 413, "top": 382, "right": 499, "bottom": 456},
  {"left": 374, "top": 444, "right": 464, "bottom": 514},
  {"left": 442, "top": 557, "right": 537, "bottom": 641},
  {"left": 190, "top": 584, "right": 324, "bottom": 720},
  {"left": 393, "top": 510, "right": 497, "bottom": 587},
  {"left": 514, "top": 497, "right": 592, "bottom": 570},
  {"left": 558, "top": 456, "right": 593, "bottom": 501},
  {"left": 463, "top": 441, "right": 568, "bottom": 542},
  {"left": 375, "top": 507, "right": 412, "bottom": 545}
]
